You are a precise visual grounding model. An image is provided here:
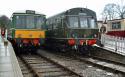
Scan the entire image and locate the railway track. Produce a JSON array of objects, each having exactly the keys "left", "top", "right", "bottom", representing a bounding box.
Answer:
[
  {"left": 58, "top": 53, "right": 125, "bottom": 76},
  {"left": 17, "top": 57, "right": 34, "bottom": 77},
  {"left": 17, "top": 54, "right": 80, "bottom": 77},
  {"left": 49, "top": 50, "right": 125, "bottom": 74},
  {"left": 38, "top": 50, "right": 125, "bottom": 77},
  {"left": 71, "top": 54, "right": 125, "bottom": 75}
]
